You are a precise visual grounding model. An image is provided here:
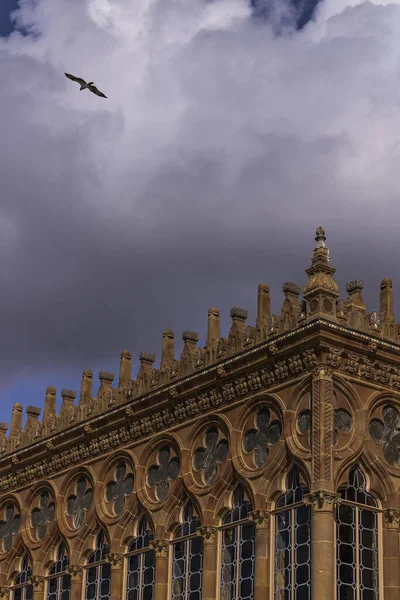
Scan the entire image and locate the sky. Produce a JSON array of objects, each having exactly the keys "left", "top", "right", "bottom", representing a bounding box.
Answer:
[{"left": 1, "top": 0, "right": 400, "bottom": 428}]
